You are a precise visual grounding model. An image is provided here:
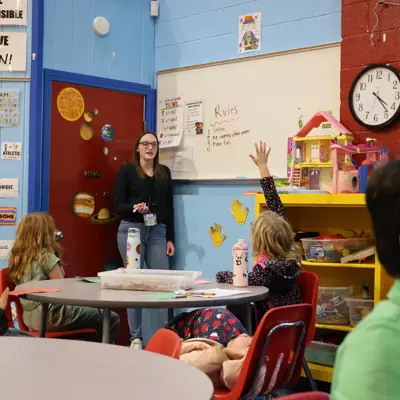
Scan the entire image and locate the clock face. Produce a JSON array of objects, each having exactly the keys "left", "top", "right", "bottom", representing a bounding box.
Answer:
[{"left": 349, "top": 64, "right": 400, "bottom": 129}]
